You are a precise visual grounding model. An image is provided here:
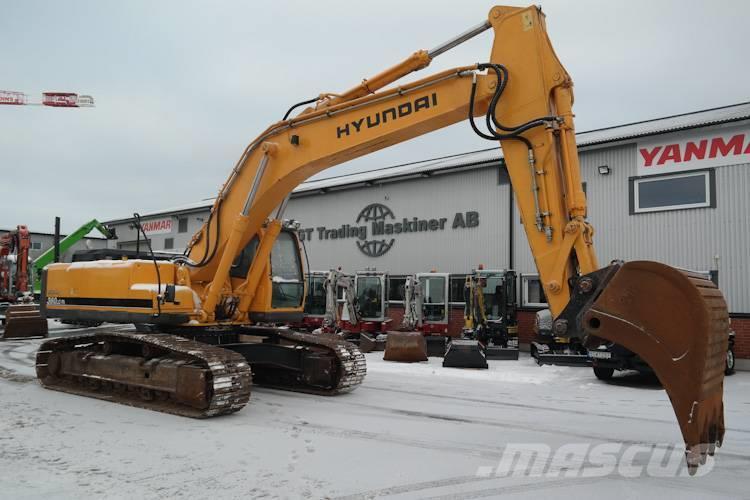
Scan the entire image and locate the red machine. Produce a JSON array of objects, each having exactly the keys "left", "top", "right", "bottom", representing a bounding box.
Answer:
[
  {"left": 0, "top": 225, "right": 32, "bottom": 300},
  {"left": 0, "top": 226, "right": 47, "bottom": 339}
]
